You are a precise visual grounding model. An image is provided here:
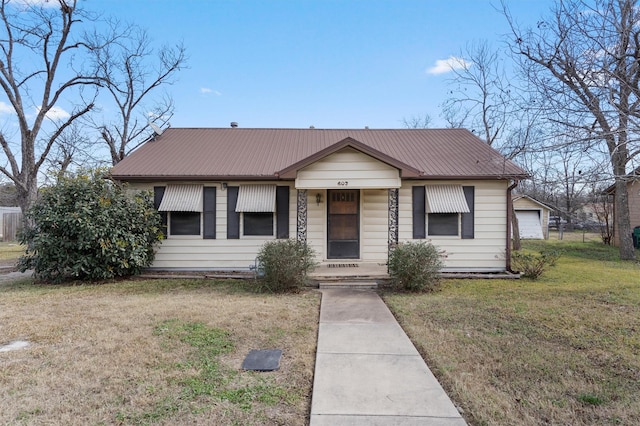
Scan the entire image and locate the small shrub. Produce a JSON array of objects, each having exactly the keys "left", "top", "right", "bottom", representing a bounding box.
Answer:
[
  {"left": 387, "top": 241, "right": 443, "bottom": 292},
  {"left": 511, "top": 250, "right": 561, "bottom": 279},
  {"left": 256, "top": 239, "right": 318, "bottom": 293}
]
